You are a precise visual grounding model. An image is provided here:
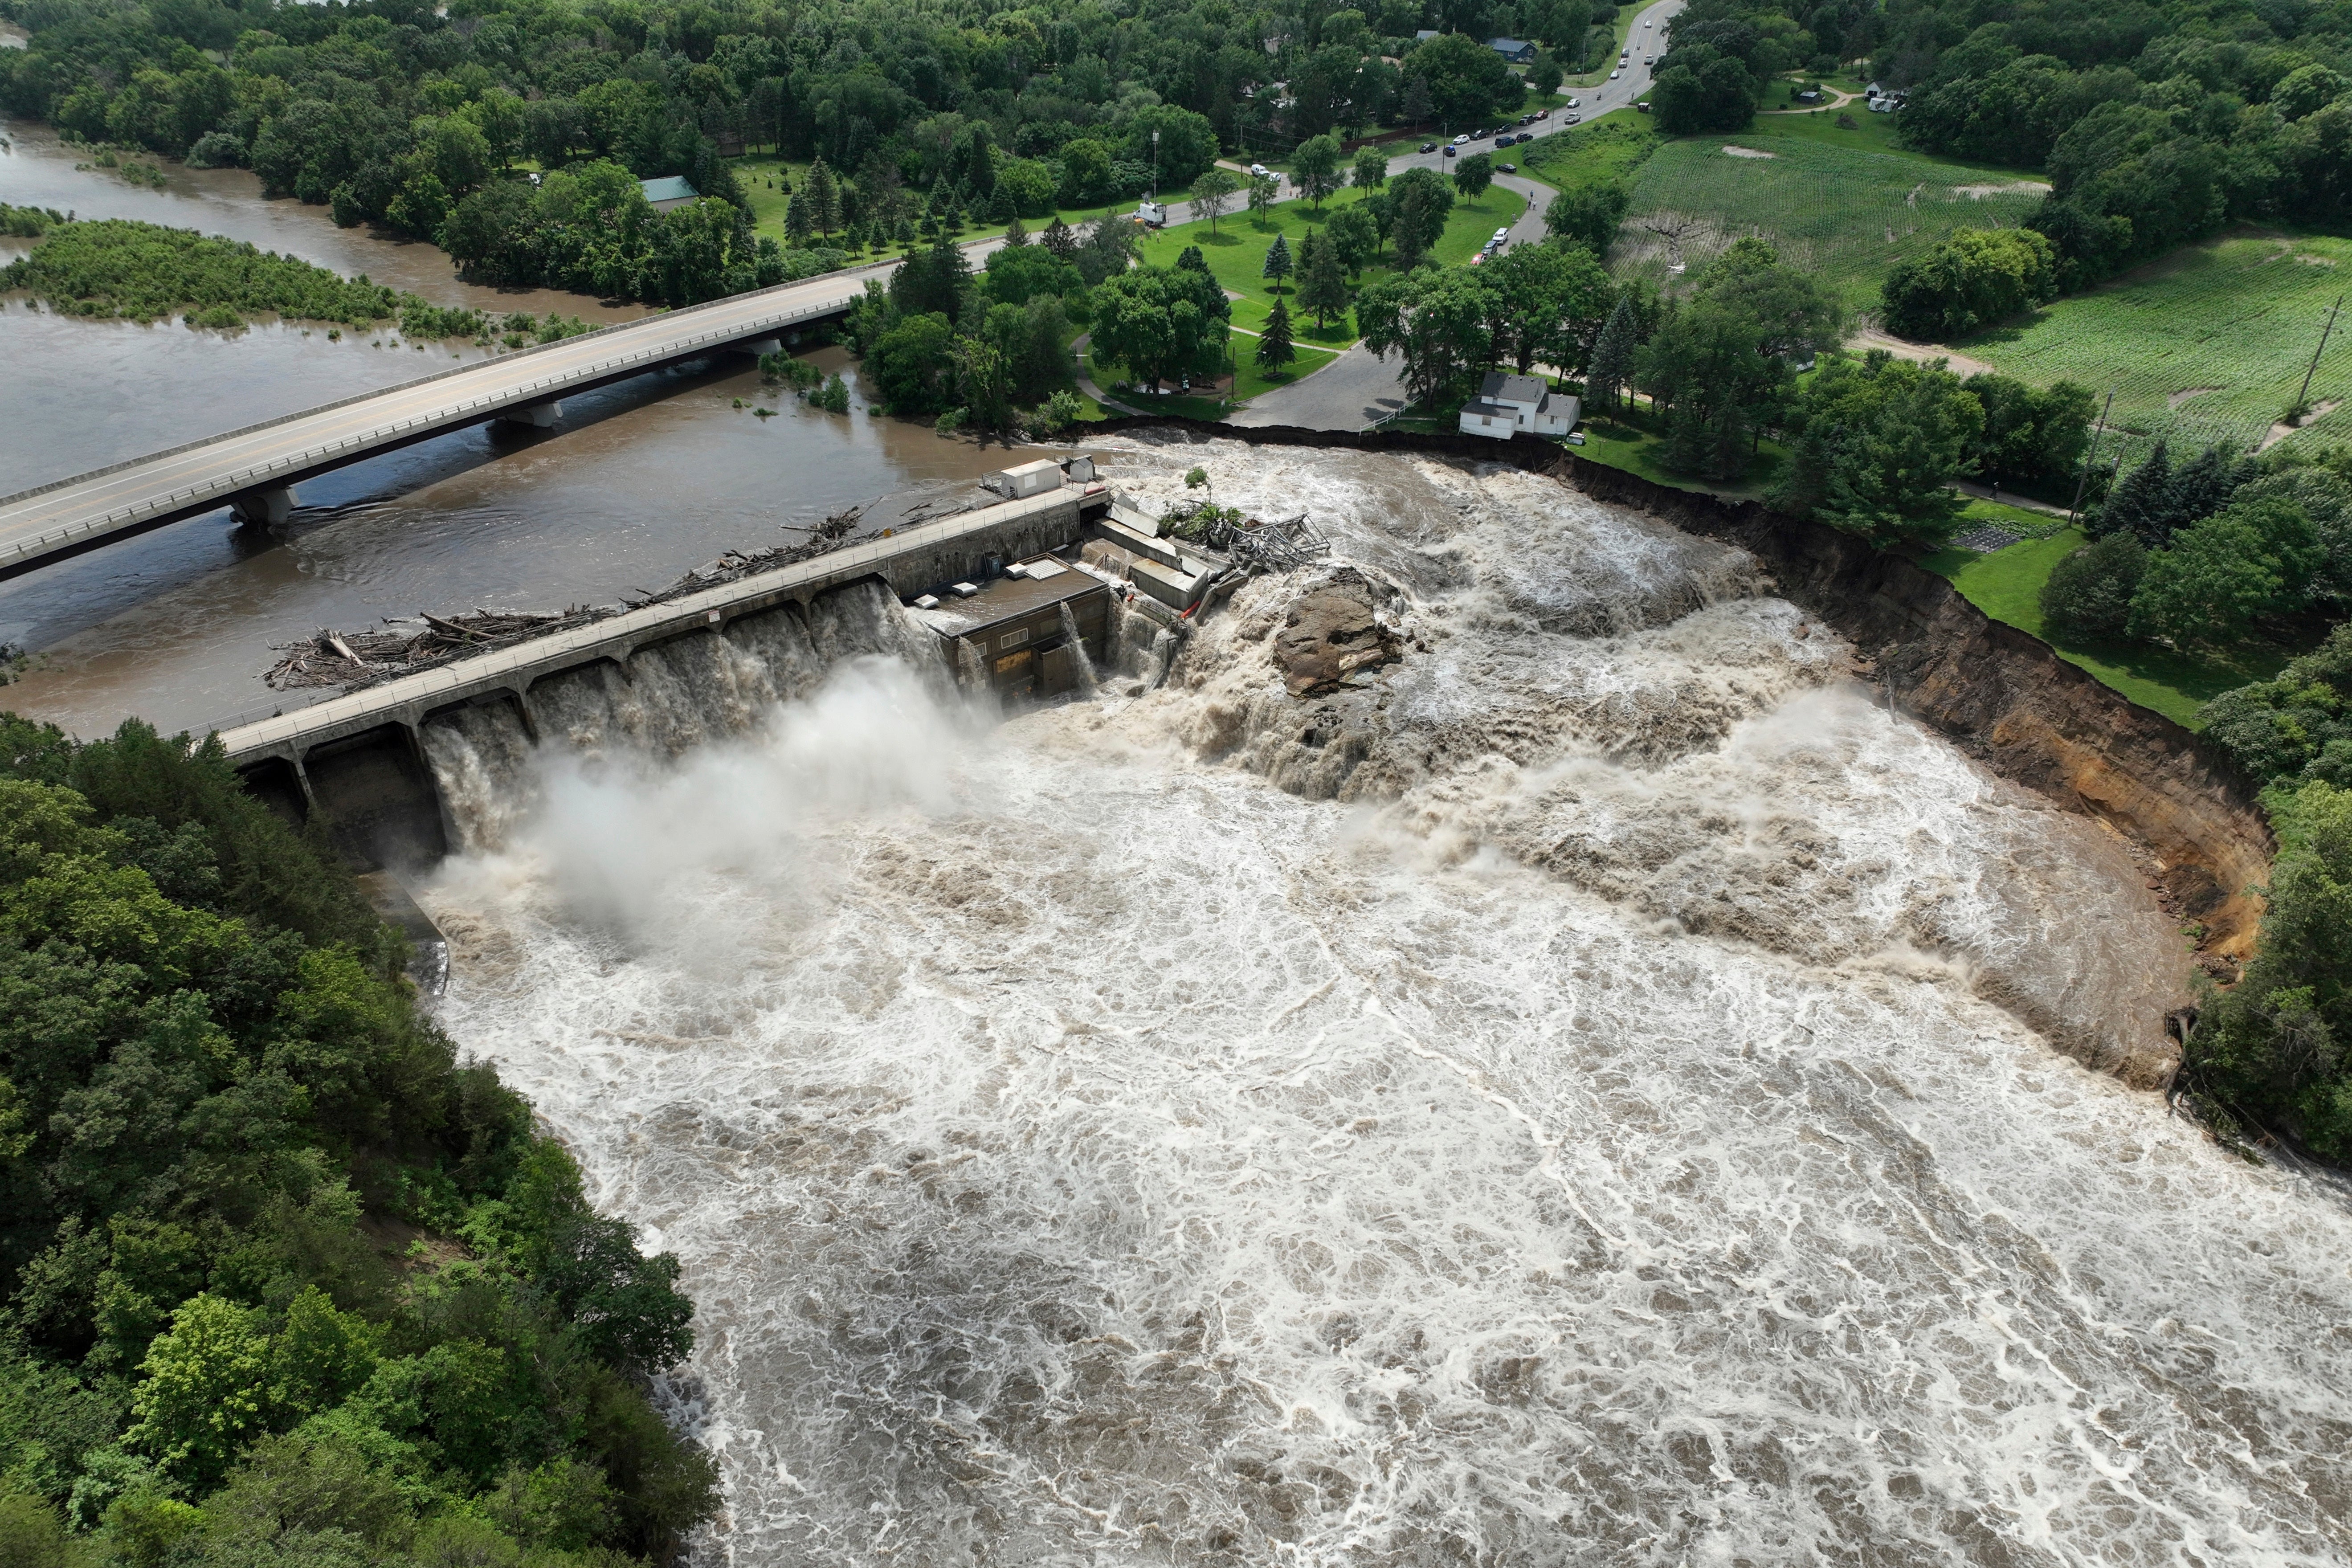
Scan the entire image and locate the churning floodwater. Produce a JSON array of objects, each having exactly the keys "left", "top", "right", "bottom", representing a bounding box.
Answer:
[{"left": 410, "top": 437, "right": 2352, "bottom": 1566}]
